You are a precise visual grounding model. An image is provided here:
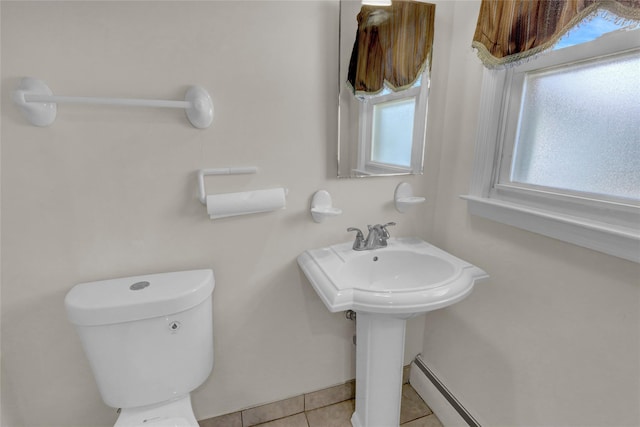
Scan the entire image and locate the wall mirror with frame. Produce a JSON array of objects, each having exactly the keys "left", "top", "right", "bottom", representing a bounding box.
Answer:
[{"left": 337, "top": 0, "right": 435, "bottom": 178}]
